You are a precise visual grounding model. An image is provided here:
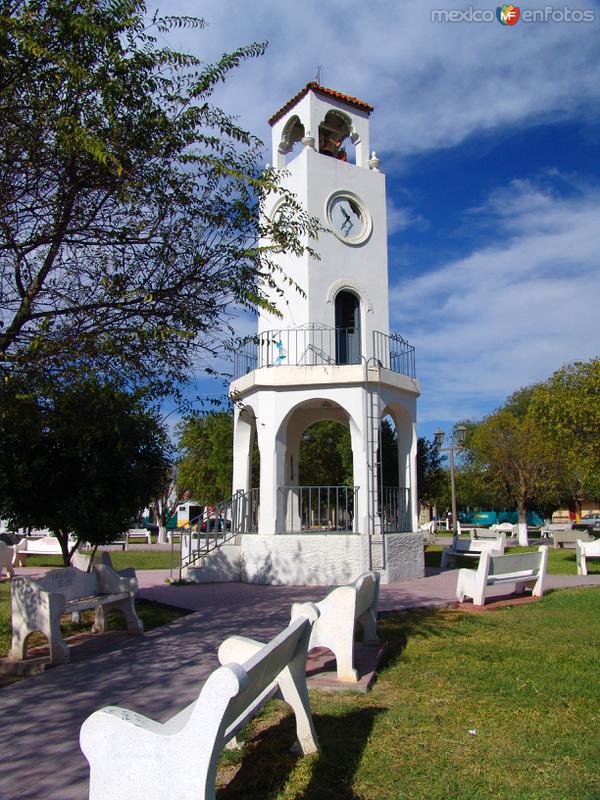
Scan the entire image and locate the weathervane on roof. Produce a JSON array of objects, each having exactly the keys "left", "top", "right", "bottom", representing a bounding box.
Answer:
[{"left": 315, "top": 65, "right": 322, "bottom": 85}]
